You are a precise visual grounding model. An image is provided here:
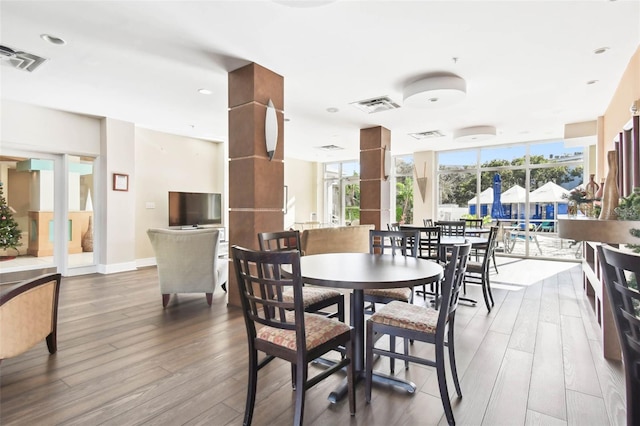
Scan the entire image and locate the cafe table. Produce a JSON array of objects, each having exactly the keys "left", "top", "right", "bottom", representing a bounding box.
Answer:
[{"left": 296, "top": 252, "right": 443, "bottom": 402}]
